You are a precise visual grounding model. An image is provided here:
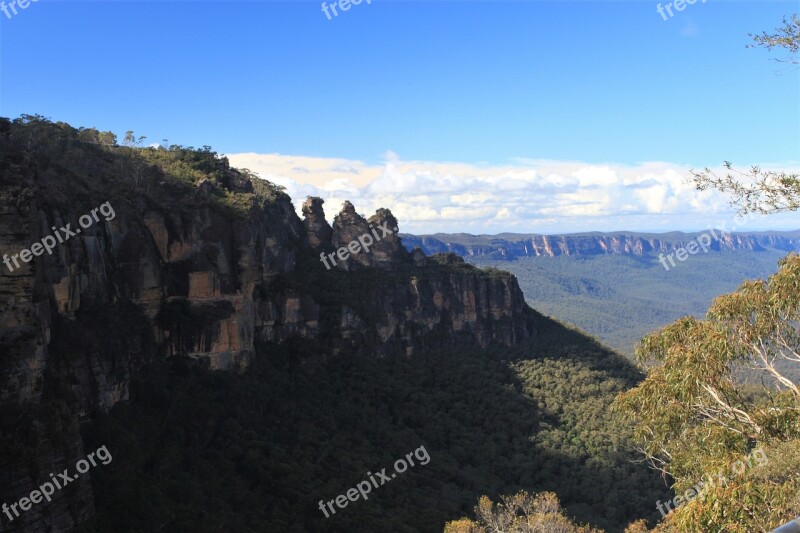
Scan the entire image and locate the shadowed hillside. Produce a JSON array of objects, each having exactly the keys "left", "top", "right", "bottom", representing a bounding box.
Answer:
[
  {"left": 0, "top": 116, "right": 667, "bottom": 532},
  {"left": 84, "top": 316, "right": 669, "bottom": 532}
]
